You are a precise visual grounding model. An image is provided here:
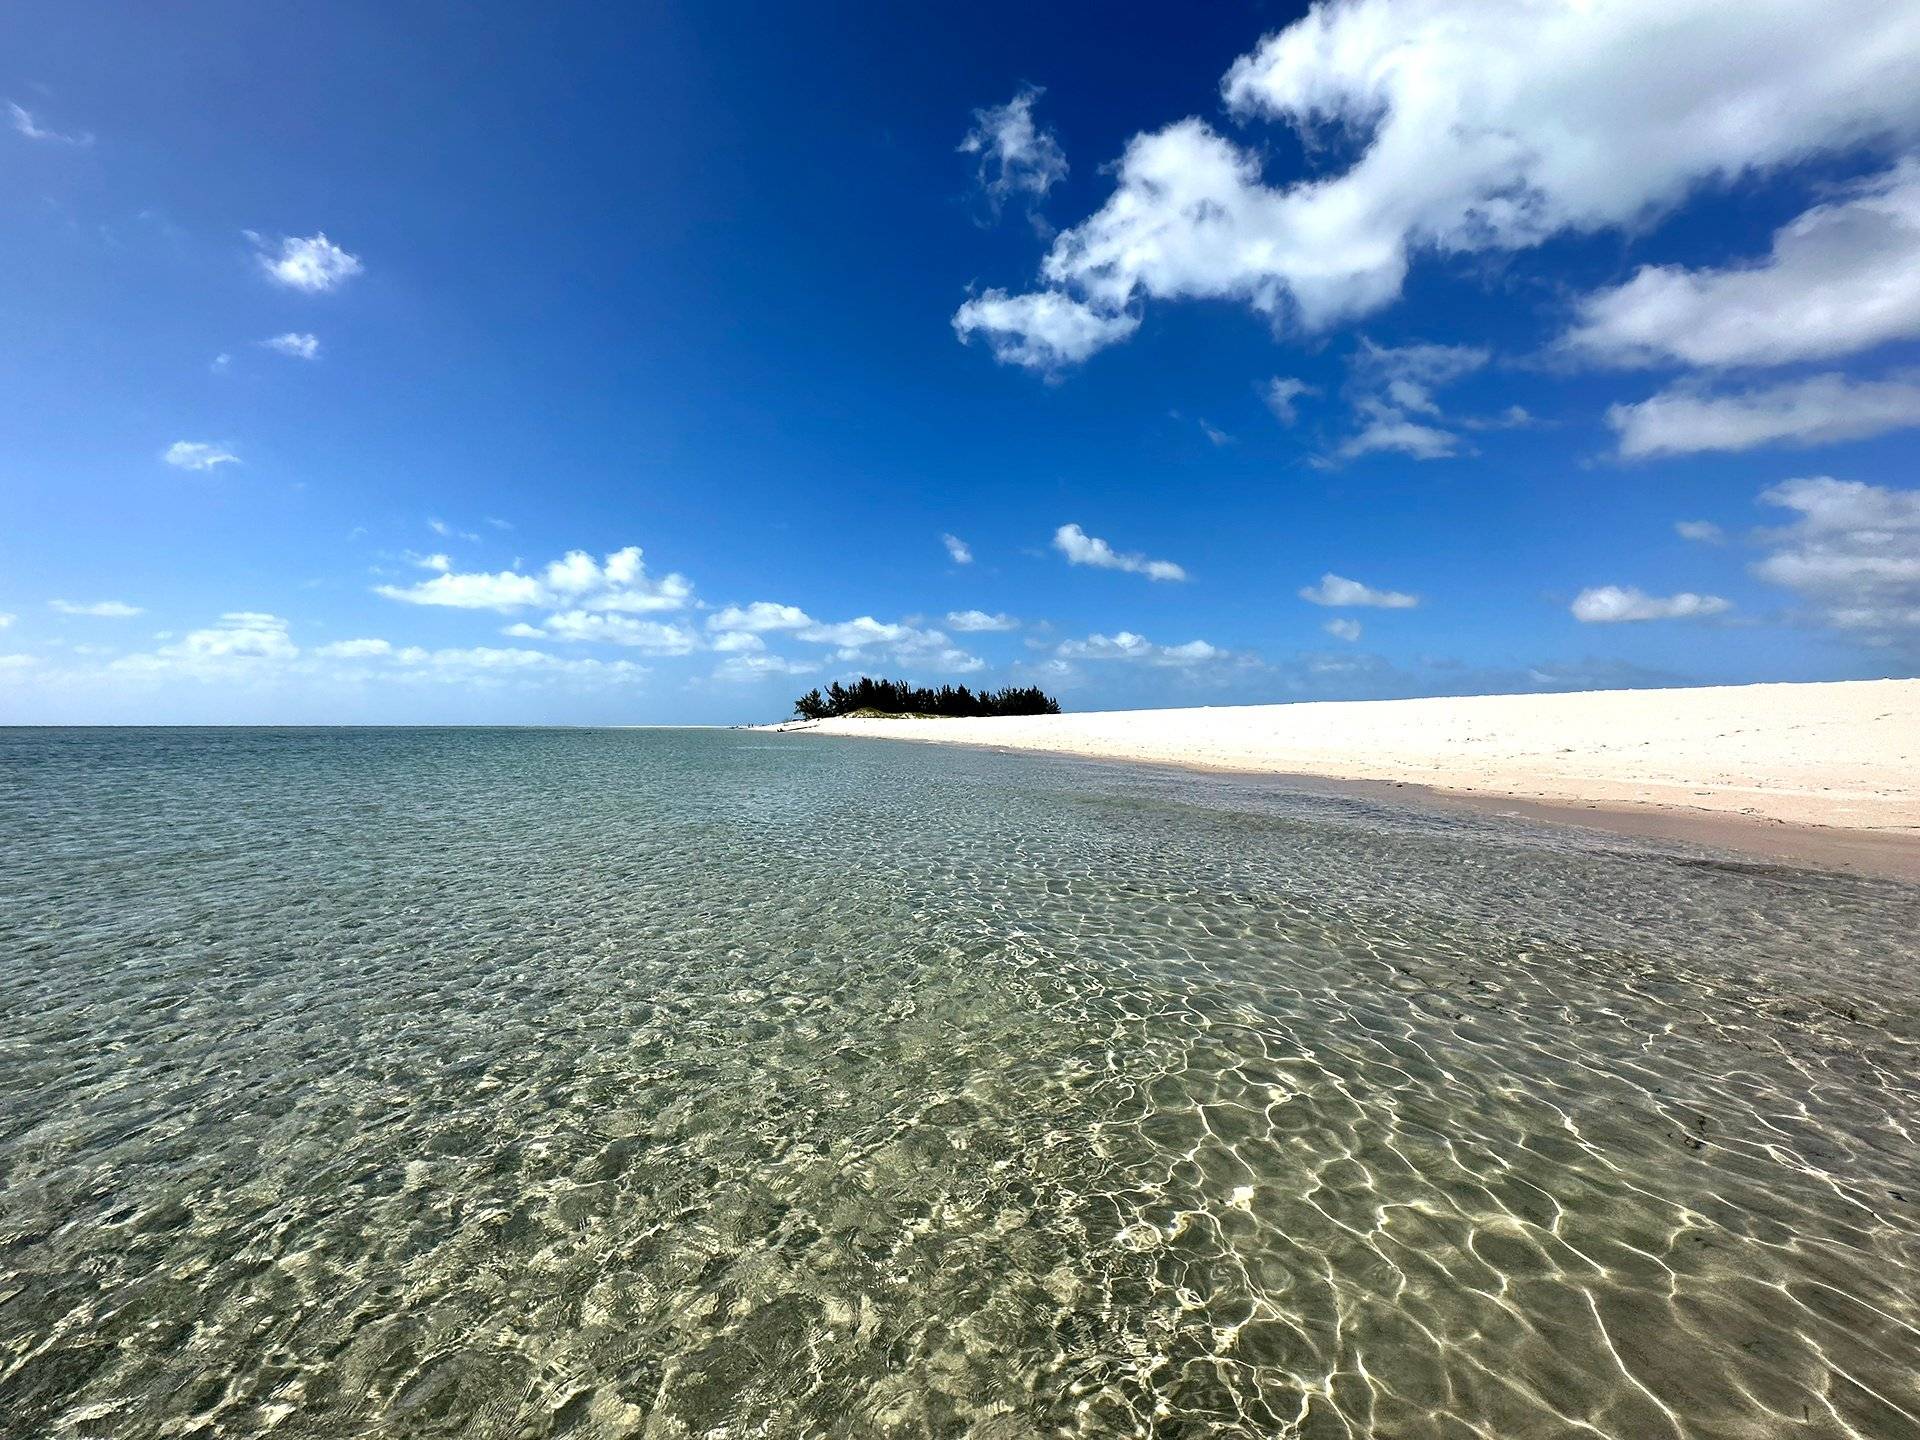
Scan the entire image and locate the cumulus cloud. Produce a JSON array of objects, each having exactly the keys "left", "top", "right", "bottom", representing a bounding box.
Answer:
[
  {"left": 710, "top": 631, "right": 765, "bottom": 653},
  {"left": 1264, "top": 377, "right": 1319, "bottom": 425},
  {"left": 1751, "top": 476, "right": 1920, "bottom": 642},
  {"left": 375, "top": 545, "right": 693, "bottom": 614},
  {"left": 1609, "top": 373, "right": 1920, "bottom": 457},
  {"left": 1056, "top": 632, "right": 1225, "bottom": 665},
  {"left": 160, "top": 612, "right": 300, "bottom": 661},
  {"left": 1324, "top": 618, "right": 1363, "bottom": 641},
  {"left": 262, "top": 332, "right": 321, "bottom": 360},
  {"left": 954, "top": 1, "right": 1920, "bottom": 367},
  {"left": 1053, "top": 523, "right": 1187, "bottom": 581},
  {"left": 946, "top": 609, "right": 1019, "bottom": 632},
  {"left": 1570, "top": 586, "right": 1731, "bottom": 623},
  {"left": 539, "top": 611, "right": 699, "bottom": 653},
  {"left": 953, "top": 289, "right": 1140, "bottom": 371},
  {"left": 1298, "top": 573, "right": 1419, "bottom": 608},
  {"left": 941, "top": 533, "right": 974, "bottom": 565},
  {"left": 707, "top": 601, "right": 813, "bottom": 633},
  {"left": 1566, "top": 164, "right": 1920, "bottom": 369},
  {"left": 1675, "top": 520, "right": 1725, "bottom": 544},
  {"left": 8, "top": 101, "right": 91, "bottom": 146},
  {"left": 164, "top": 441, "right": 240, "bottom": 471},
  {"left": 784, "top": 616, "right": 983, "bottom": 673},
  {"left": 253, "top": 232, "right": 362, "bottom": 293},
  {"left": 960, "top": 85, "right": 1068, "bottom": 215},
  {"left": 49, "top": 599, "right": 143, "bottom": 618}
]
